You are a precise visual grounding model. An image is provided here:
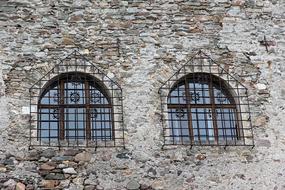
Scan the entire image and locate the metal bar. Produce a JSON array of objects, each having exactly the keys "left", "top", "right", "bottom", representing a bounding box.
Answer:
[
  {"left": 185, "top": 77, "right": 194, "bottom": 144},
  {"left": 60, "top": 77, "right": 65, "bottom": 140}
]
